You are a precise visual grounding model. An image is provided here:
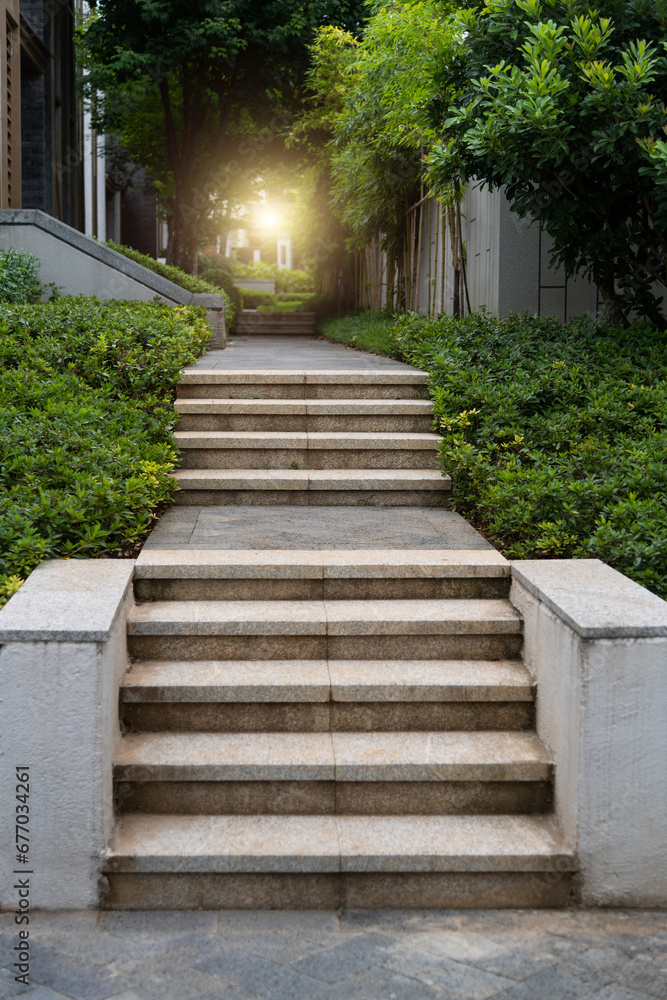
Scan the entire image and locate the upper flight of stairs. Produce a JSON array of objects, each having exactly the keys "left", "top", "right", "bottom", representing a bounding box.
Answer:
[
  {"left": 236, "top": 310, "right": 316, "bottom": 336},
  {"left": 172, "top": 369, "right": 451, "bottom": 506}
]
